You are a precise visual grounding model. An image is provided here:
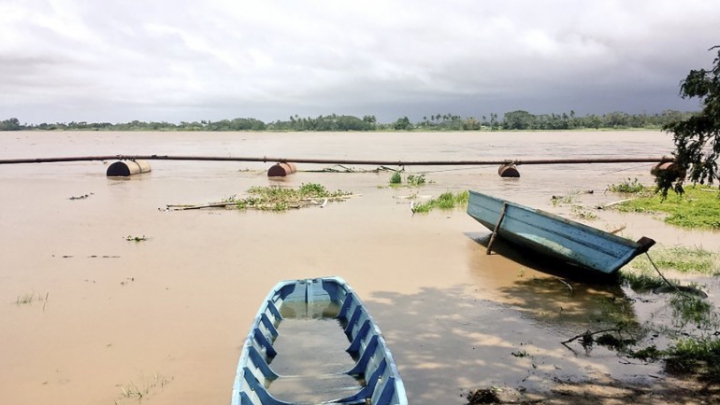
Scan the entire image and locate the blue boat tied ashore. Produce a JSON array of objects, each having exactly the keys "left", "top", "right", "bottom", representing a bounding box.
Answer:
[
  {"left": 467, "top": 190, "right": 655, "bottom": 276},
  {"left": 232, "top": 277, "right": 408, "bottom": 405}
]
